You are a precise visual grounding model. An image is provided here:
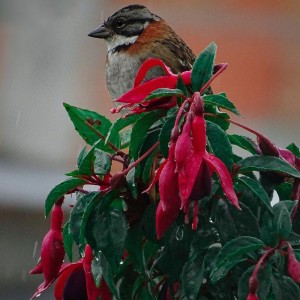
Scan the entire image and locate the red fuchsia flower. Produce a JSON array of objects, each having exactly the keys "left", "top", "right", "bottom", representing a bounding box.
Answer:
[
  {"left": 286, "top": 242, "right": 300, "bottom": 283},
  {"left": 149, "top": 92, "right": 240, "bottom": 239},
  {"left": 110, "top": 58, "right": 192, "bottom": 115},
  {"left": 54, "top": 244, "right": 112, "bottom": 300},
  {"left": 30, "top": 198, "right": 65, "bottom": 299}
]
